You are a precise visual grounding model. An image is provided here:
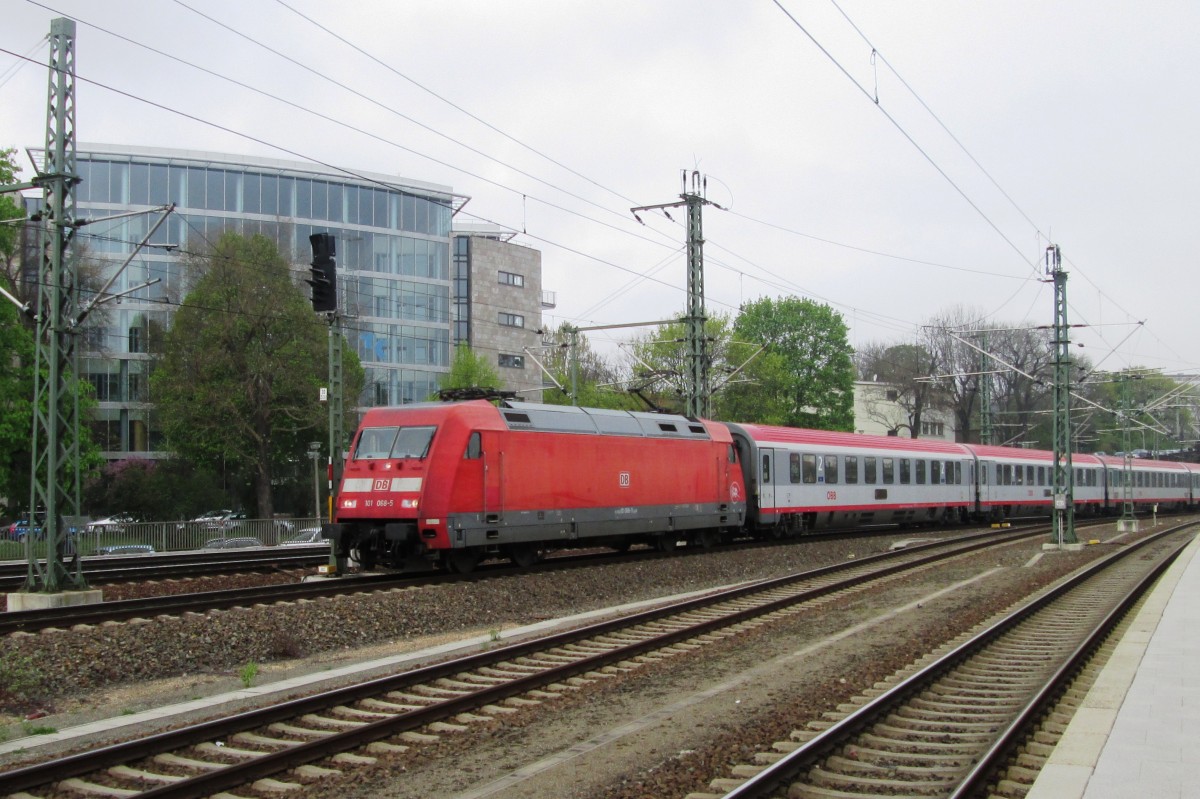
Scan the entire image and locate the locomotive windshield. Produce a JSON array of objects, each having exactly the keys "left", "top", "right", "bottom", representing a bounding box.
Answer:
[{"left": 354, "top": 425, "right": 436, "bottom": 460}]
